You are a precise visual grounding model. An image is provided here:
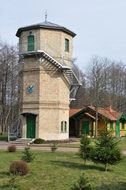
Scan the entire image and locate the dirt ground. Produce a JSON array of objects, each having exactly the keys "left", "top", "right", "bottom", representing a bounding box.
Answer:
[{"left": 0, "top": 141, "right": 126, "bottom": 155}]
